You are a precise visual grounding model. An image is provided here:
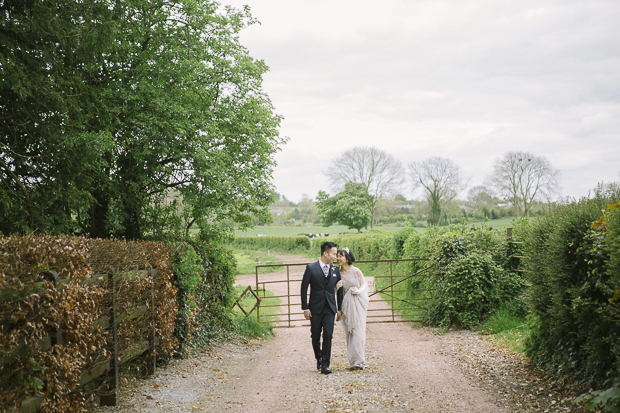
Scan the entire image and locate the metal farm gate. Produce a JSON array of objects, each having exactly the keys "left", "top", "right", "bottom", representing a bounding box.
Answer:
[{"left": 233, "top": 258, "right": 440, "bottom": 328}]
